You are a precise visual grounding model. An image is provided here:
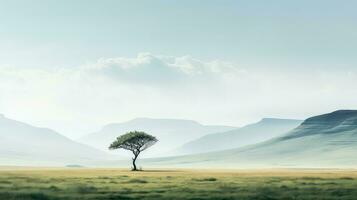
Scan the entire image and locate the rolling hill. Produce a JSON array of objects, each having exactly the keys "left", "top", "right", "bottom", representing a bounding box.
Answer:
[
  {"left": 0, "top": 114, "right": 116, "bottom": 166},
  {"left": 79, "top": 118, "right": 236, "bottom": 157},
  {"left": 143, "top": 110, "right": 357, "bottom": 168},
  {"left": 173, "top": 118, "right": 302, "bottom": 155}
]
